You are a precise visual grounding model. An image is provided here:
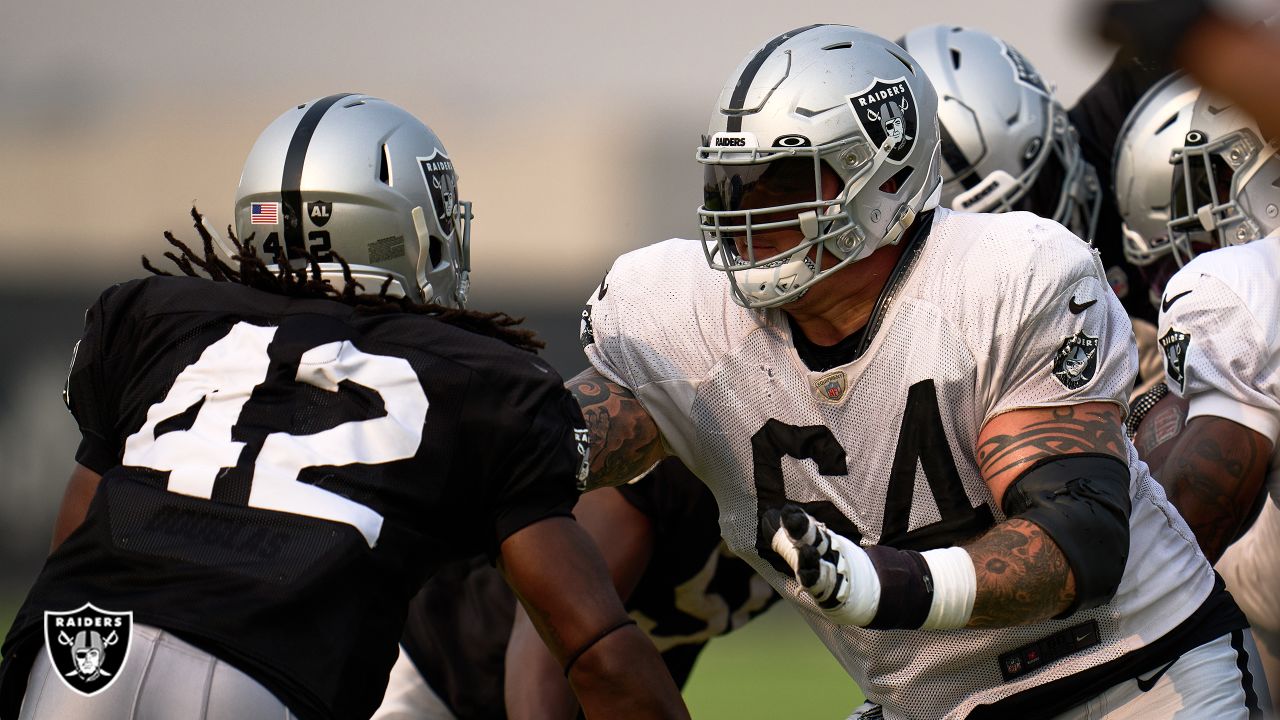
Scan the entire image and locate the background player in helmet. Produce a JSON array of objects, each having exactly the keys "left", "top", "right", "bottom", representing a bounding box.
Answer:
[
  {"left": 900, "top": 25, "right": 1173, "bottom": 396},
  {"left": 0, "top": 94, "right": 688, "bottom": 720},
  {"left": 575, "top": 24, "right": 1258, "bottom": 718},
  {"left": 372, "top": 458, "right": 778, "bottom": 720},
  {"left": 1122, "top": 88, "right": 1280, "bottom": 713}
]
